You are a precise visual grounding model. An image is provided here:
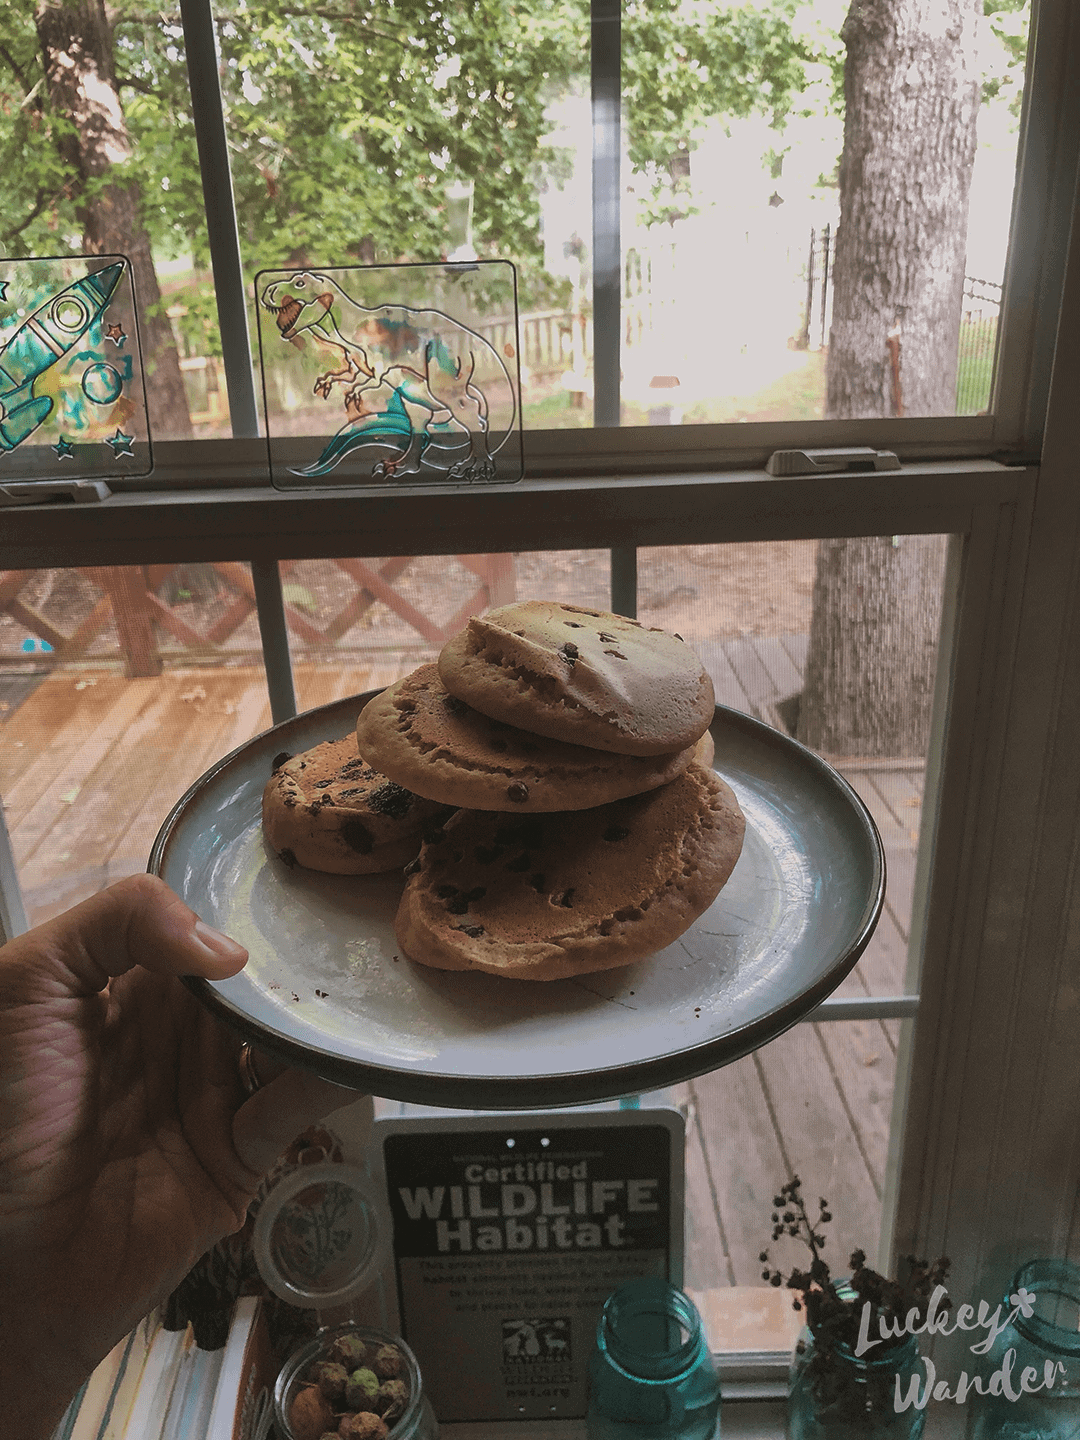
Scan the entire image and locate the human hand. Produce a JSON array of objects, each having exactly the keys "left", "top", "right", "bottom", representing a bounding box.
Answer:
[{"left": 0, "top": 874, "right": 361, "bottom": 1440}]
